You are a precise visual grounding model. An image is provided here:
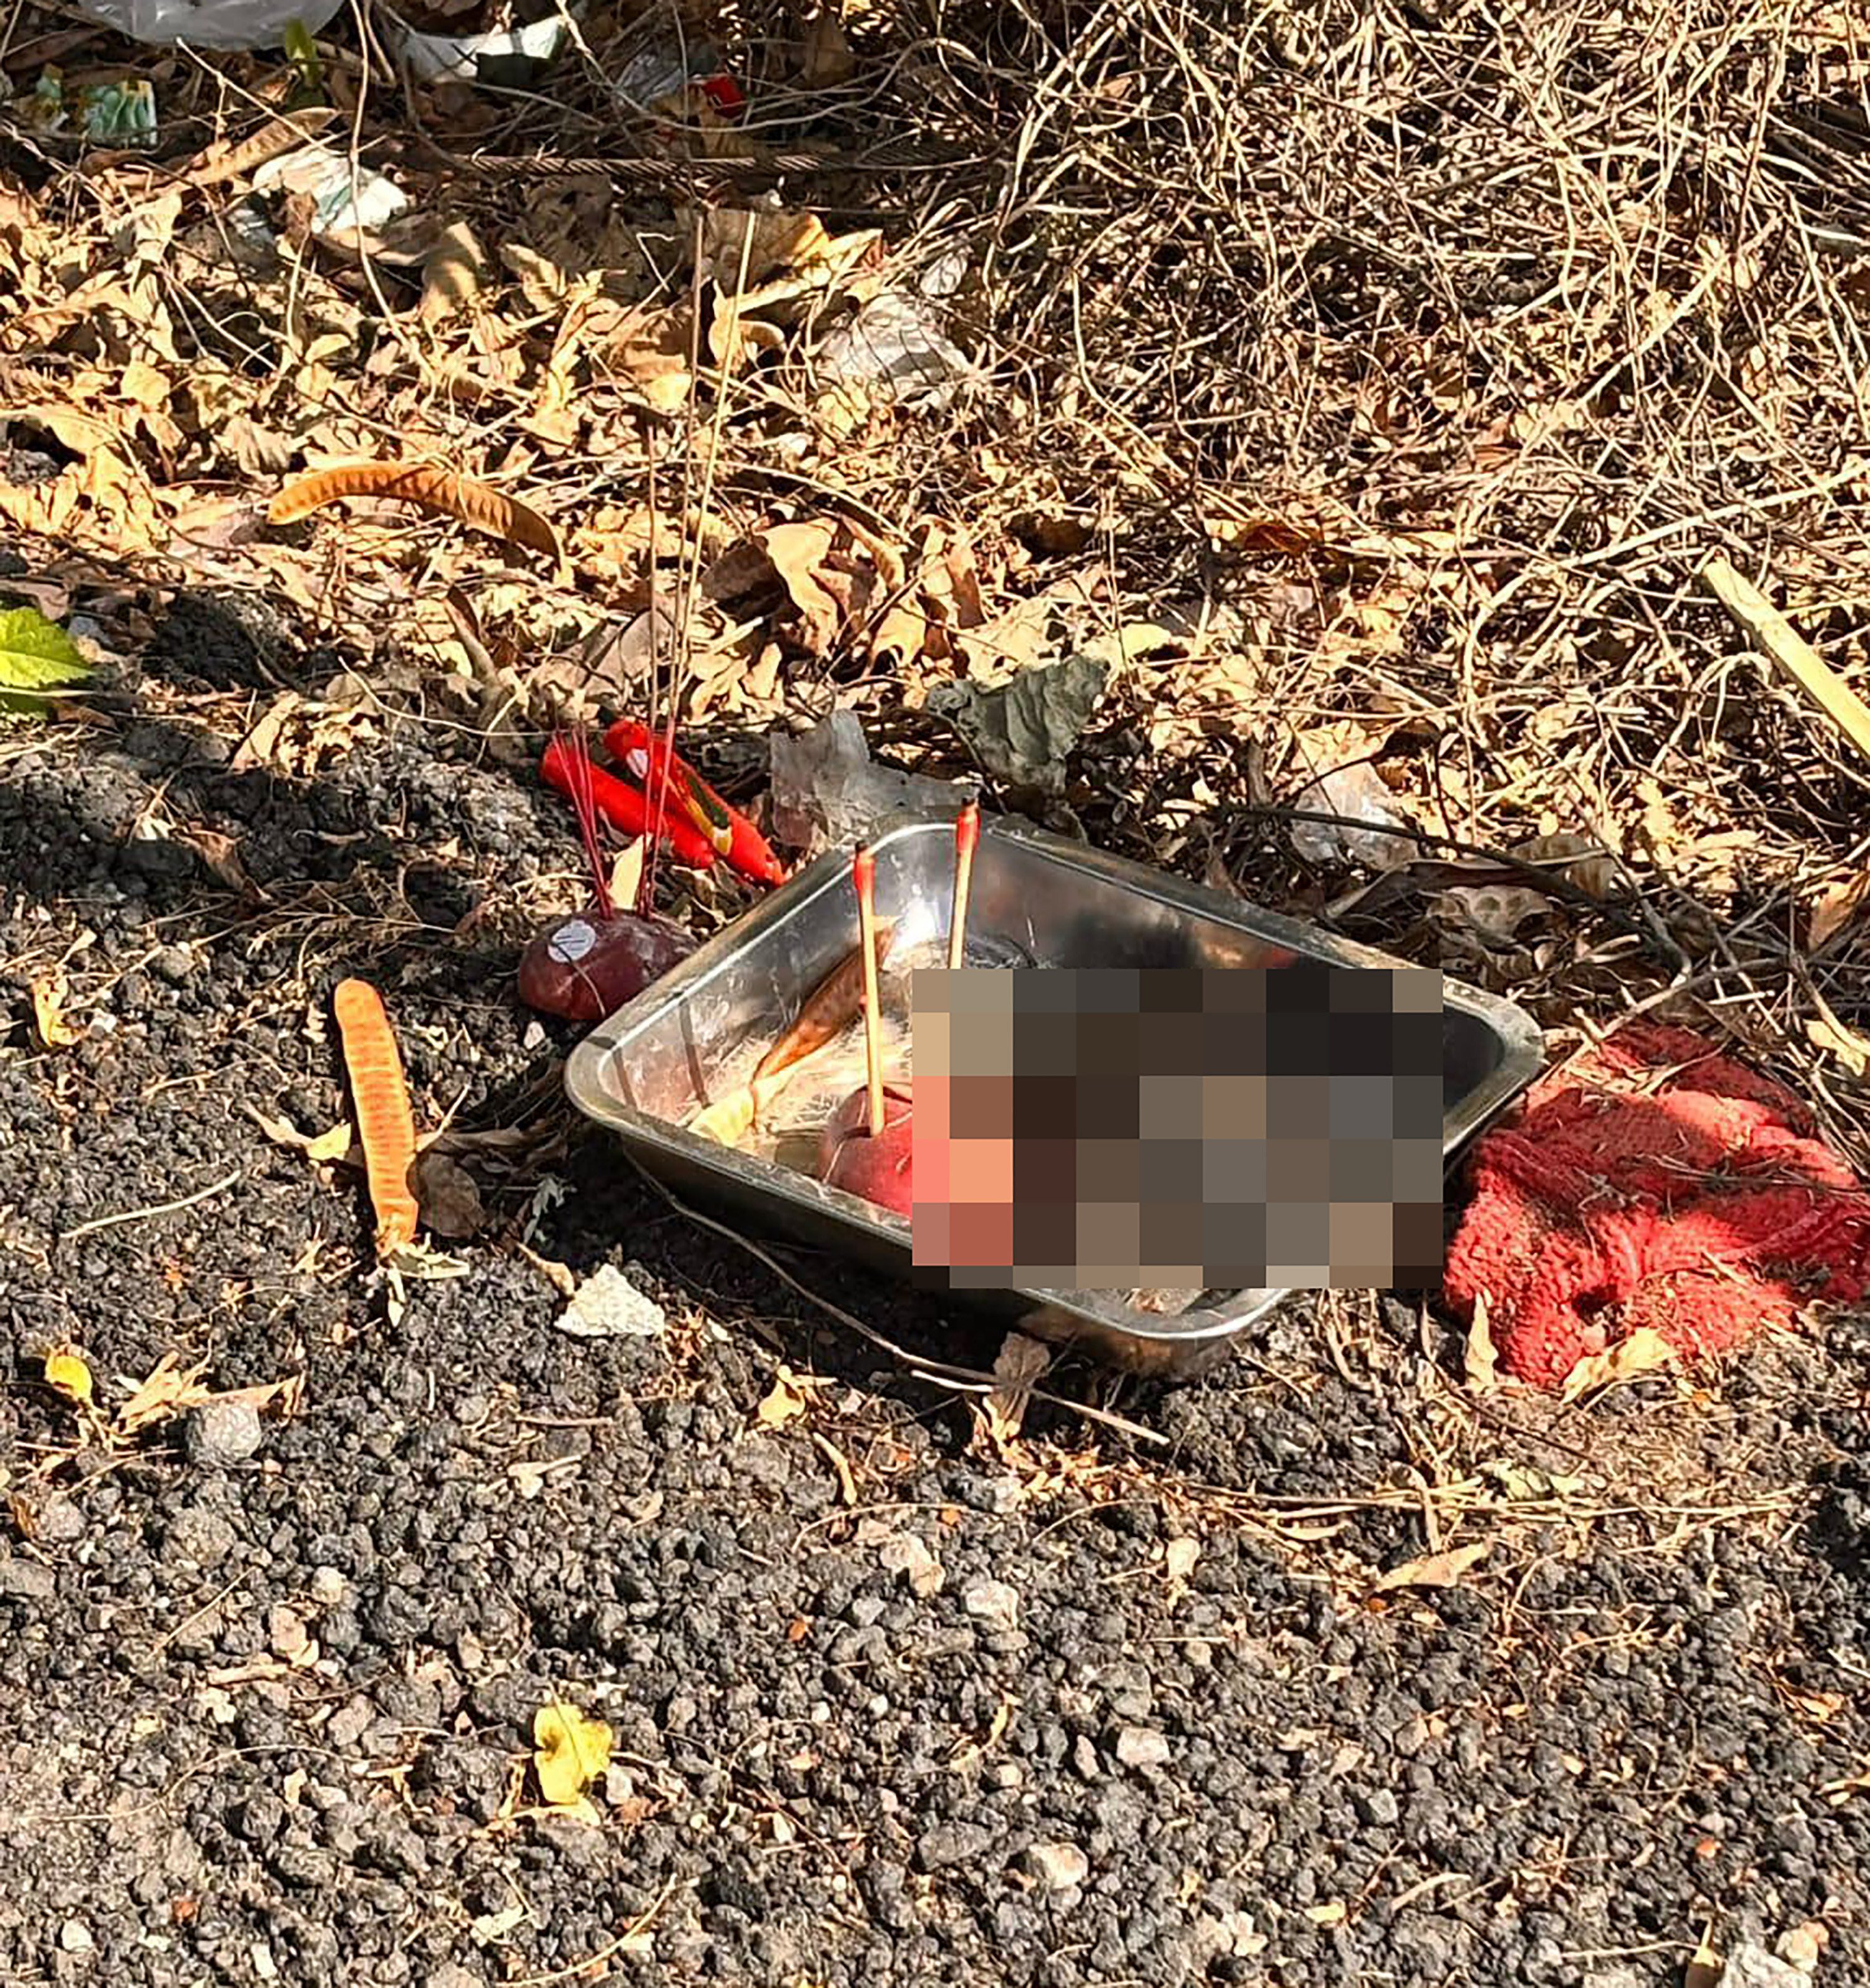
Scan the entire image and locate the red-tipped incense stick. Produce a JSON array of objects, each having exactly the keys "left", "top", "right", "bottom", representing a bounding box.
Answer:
[
  {"left": 555, "top": 728, "right": 615, "bottom": 921},
  {"left": 948, "top": 800, "right": 980, "bottom": 970},
  {"left": 852, "top": 844, "right": 885, "bottom": 1139}
]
